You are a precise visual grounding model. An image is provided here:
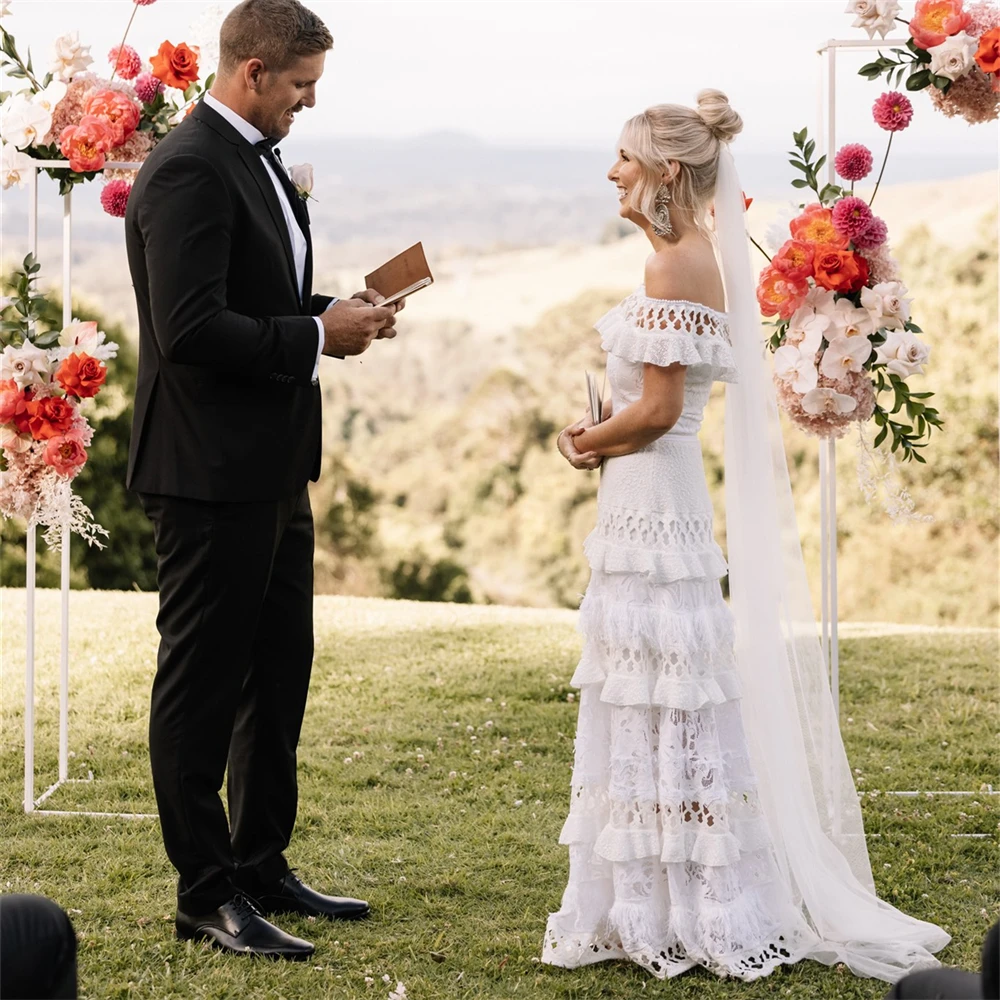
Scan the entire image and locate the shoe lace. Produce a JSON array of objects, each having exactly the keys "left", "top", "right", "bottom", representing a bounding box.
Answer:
[{"left": 231, "top": 893, "right": 261, "bottom": 921}]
